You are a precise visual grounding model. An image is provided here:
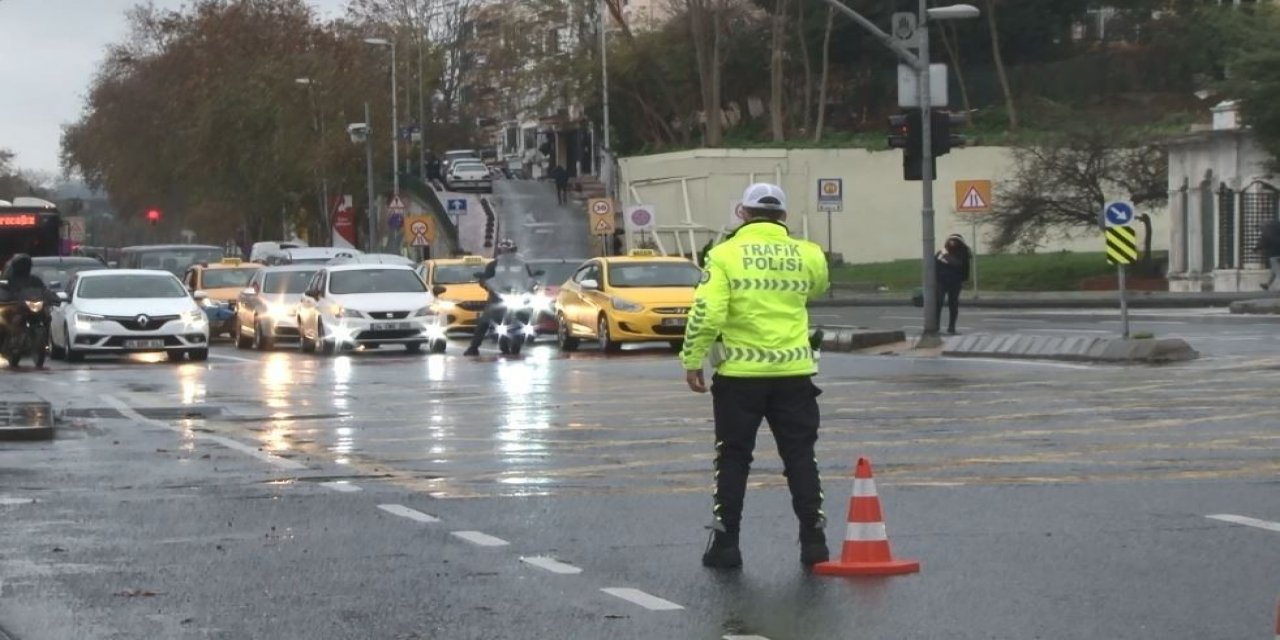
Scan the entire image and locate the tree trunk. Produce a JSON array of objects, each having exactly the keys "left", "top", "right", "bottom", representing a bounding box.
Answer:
[
  {"left": 813, "top": 6, "right": 833, "bottom": 143},
  {"left": 939, "top": 22, "right": 973, "bottom": 125},
  {"left": 769, "top": 0, "right": 788, "bottom": 142},
  {"left": 985, "top": 0, "right": 1018, "bottom": 130},
  {"left": 795, "top": 0, "right": 813, "bottom": 135},
  {"left": 708, "top": 1, "right": 723, "bottom": 146}
]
